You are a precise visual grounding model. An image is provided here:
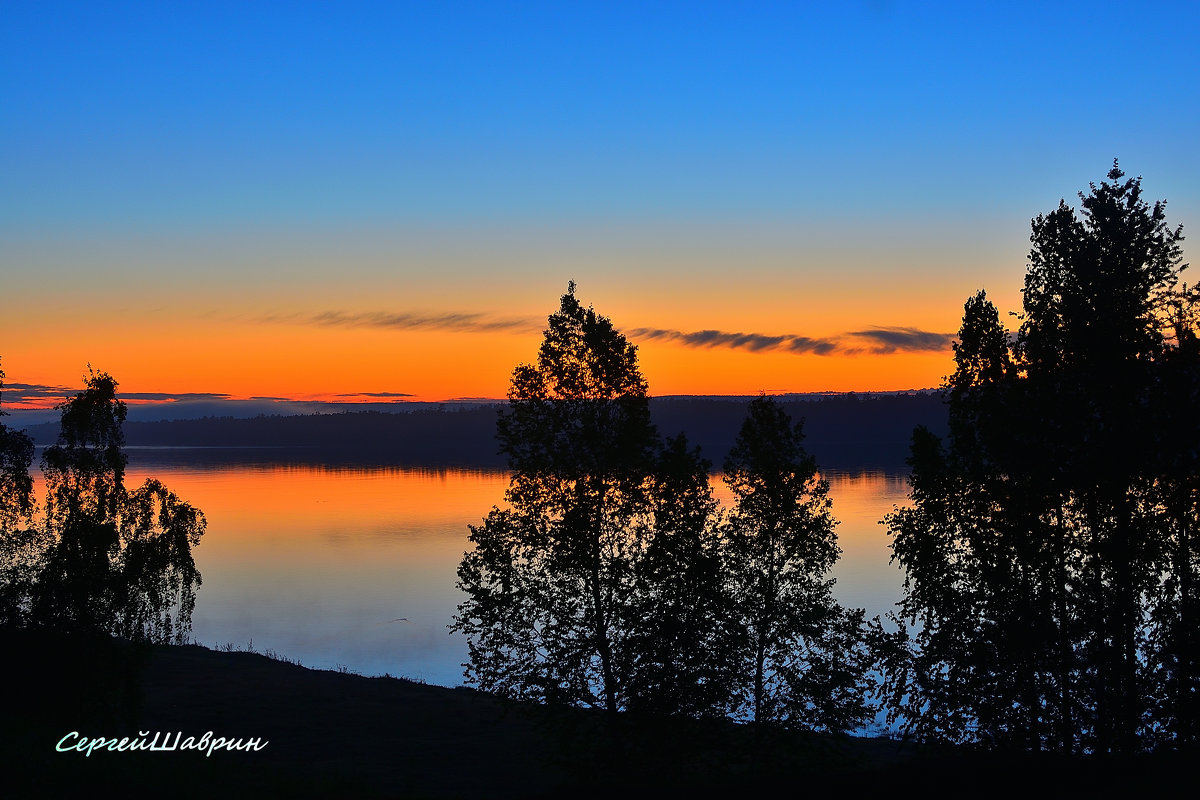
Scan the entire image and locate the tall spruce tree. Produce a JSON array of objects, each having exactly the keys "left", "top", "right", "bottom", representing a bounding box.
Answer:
[{"left": 885, "top": 163, "right": 1194, "bottom": 752}]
